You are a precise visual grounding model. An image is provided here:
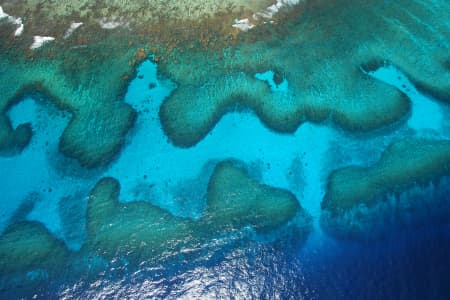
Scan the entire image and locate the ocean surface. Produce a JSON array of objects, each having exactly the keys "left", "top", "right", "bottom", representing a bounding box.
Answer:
[{"left": 1, "top": 1, "right": 450, "bottom": 299}]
